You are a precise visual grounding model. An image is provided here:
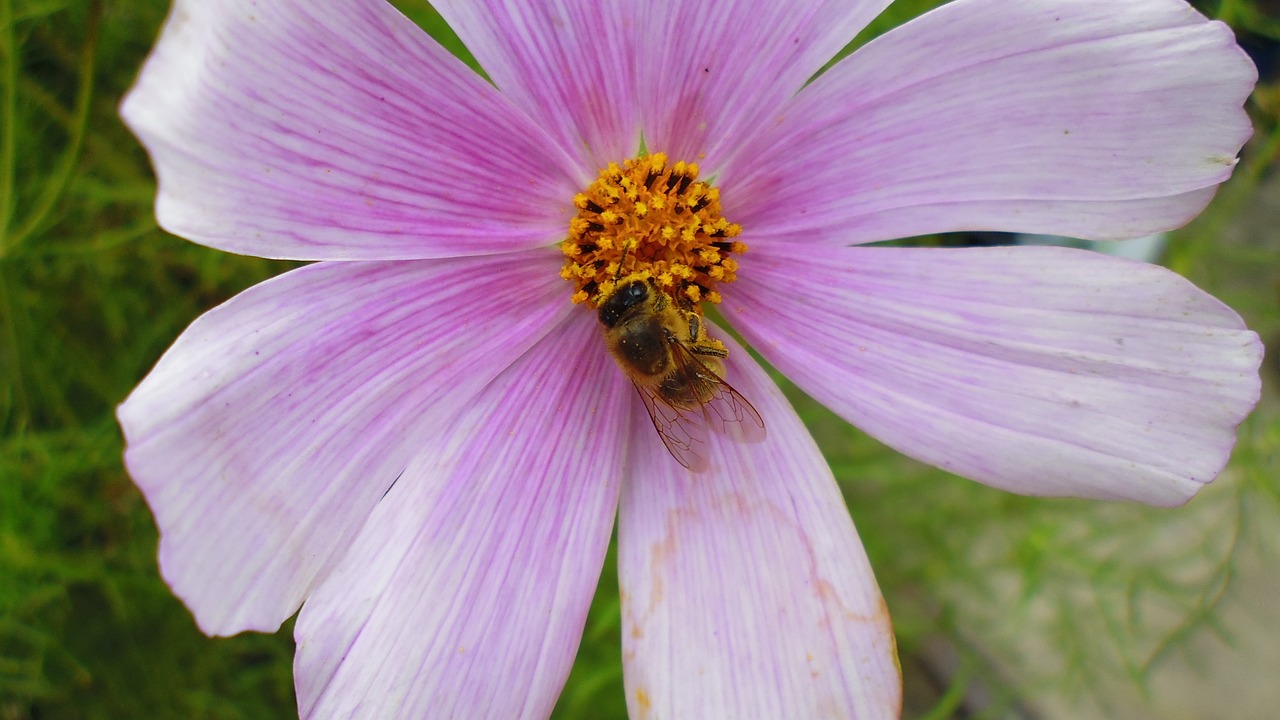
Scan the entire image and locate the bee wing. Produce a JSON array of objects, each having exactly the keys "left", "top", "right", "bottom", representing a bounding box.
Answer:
[
  {"left": 633, "top": 341, "right": 767, "bottom": 473},
  {"left": 634, "top": 381, "right": 713, "bottom": 473},
  {"left": 668, "top": 341, "right": 767, "bottom": 446}
]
